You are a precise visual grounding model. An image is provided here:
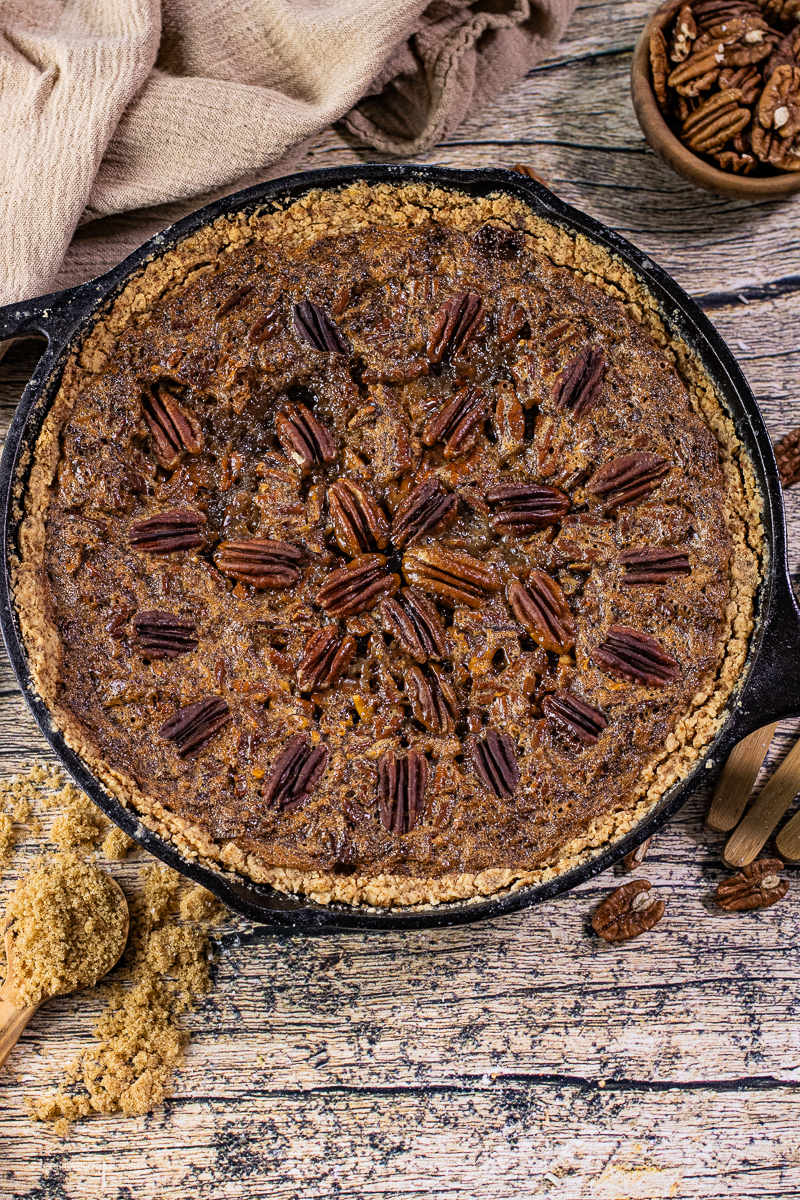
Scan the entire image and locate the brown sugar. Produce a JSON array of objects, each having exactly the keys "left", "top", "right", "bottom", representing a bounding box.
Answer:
[
  {"left": 5, "top": 852, "right": 127, "bottom": 1007},
  {"left": 49, "top": 781, "right": 106, "bottom": 850},
  {"left": 101, "top": 825, "right": 136, "bottom": 860}
]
